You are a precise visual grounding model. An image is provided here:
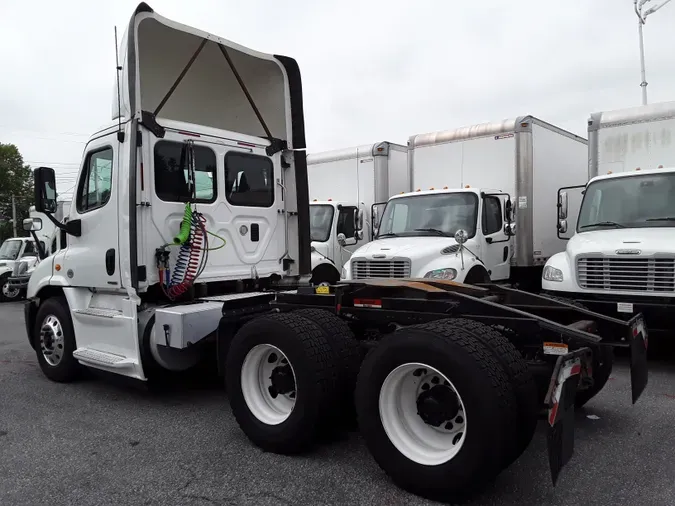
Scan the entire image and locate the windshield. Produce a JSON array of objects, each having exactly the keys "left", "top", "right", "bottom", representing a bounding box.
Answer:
[
  {"left": 377, "top": 192, "right": 478, "bottom": 238},
  {"left": 310, "top": 204, "right": 335, "bottom": 242},
  {"left": 577, "top": 173, "right": 675, "bottom": 231},
  {"left": 0, "top": 240, "right": 22, "bottom": 260}
]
